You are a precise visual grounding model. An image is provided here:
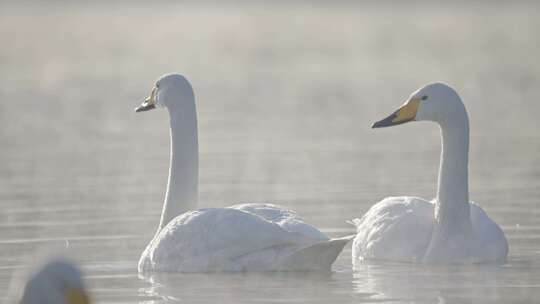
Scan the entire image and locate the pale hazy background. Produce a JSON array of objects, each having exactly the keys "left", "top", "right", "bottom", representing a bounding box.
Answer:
[{"left": 1, "top": 1, "right": 539, "bottom": 303}]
